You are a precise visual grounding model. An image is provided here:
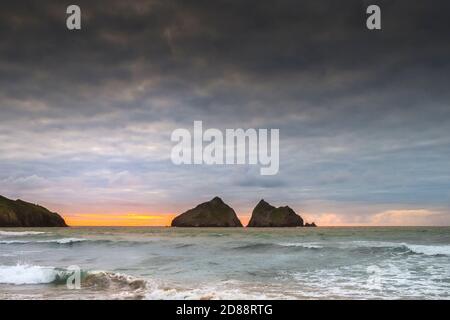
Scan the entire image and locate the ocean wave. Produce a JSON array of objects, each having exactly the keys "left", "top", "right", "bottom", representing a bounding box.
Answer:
[
  {"left": 347, "top": 241, "right": 450, "bottom": 257},
  {"left": 277, "top": 242, "right": 323, "bottom": 249},
  {"left": 0, "top": 264, "right": 282, "bottom": 300},
  {"left": 231, "top": 240, "right": 450, "bottom": 257},
  {"left": 82, "top": 271, "right": 147, "bottom": 292},
  {"left": 0, "top": 265, "right": 65, "bottom": 285},
  {"left": 403, "top": 244, "right": 450, "bottom": 256},
  {"left": 143, "top": 285, "right": 274, "bottom": 300},
  {"left": 231, "top": 243, "right": 279, "bottom": 251},
  {"left": 142, "top": 278, "right": 287, "bottom": 300},
  {"left": 174, "top": 243, "right": 195, "bottom": 249},
  {"left": 0, "top": 238, "right": 160, "bottom": 247},
  {"left": 53, "top": 238, "right": 87, "bottom": 244},
  {"left": 0, "top": 238, "right": 87, "bottom": 245},
  {"left": 0, "top": 264, "right": 146, "bottom": 292},
  {"left": 0, "top": 231, "right": 46, "bottom": 236},
  {"left": 232, "top": 242, "right": 324, "bottom": 251}
]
